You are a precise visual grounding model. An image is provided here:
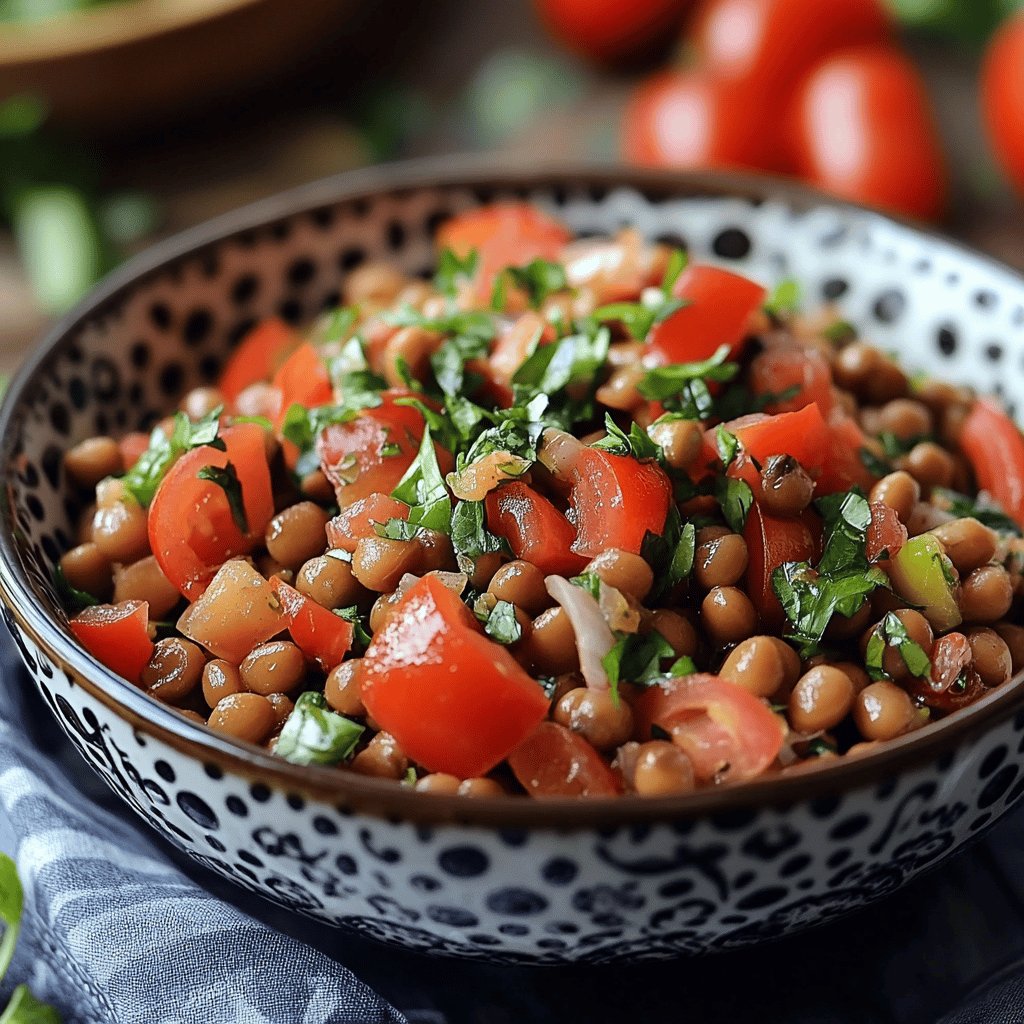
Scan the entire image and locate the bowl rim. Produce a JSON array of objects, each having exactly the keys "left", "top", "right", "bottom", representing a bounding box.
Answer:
[{"left": 3, "top": 155, "right": 1024, "bottom": 829}]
